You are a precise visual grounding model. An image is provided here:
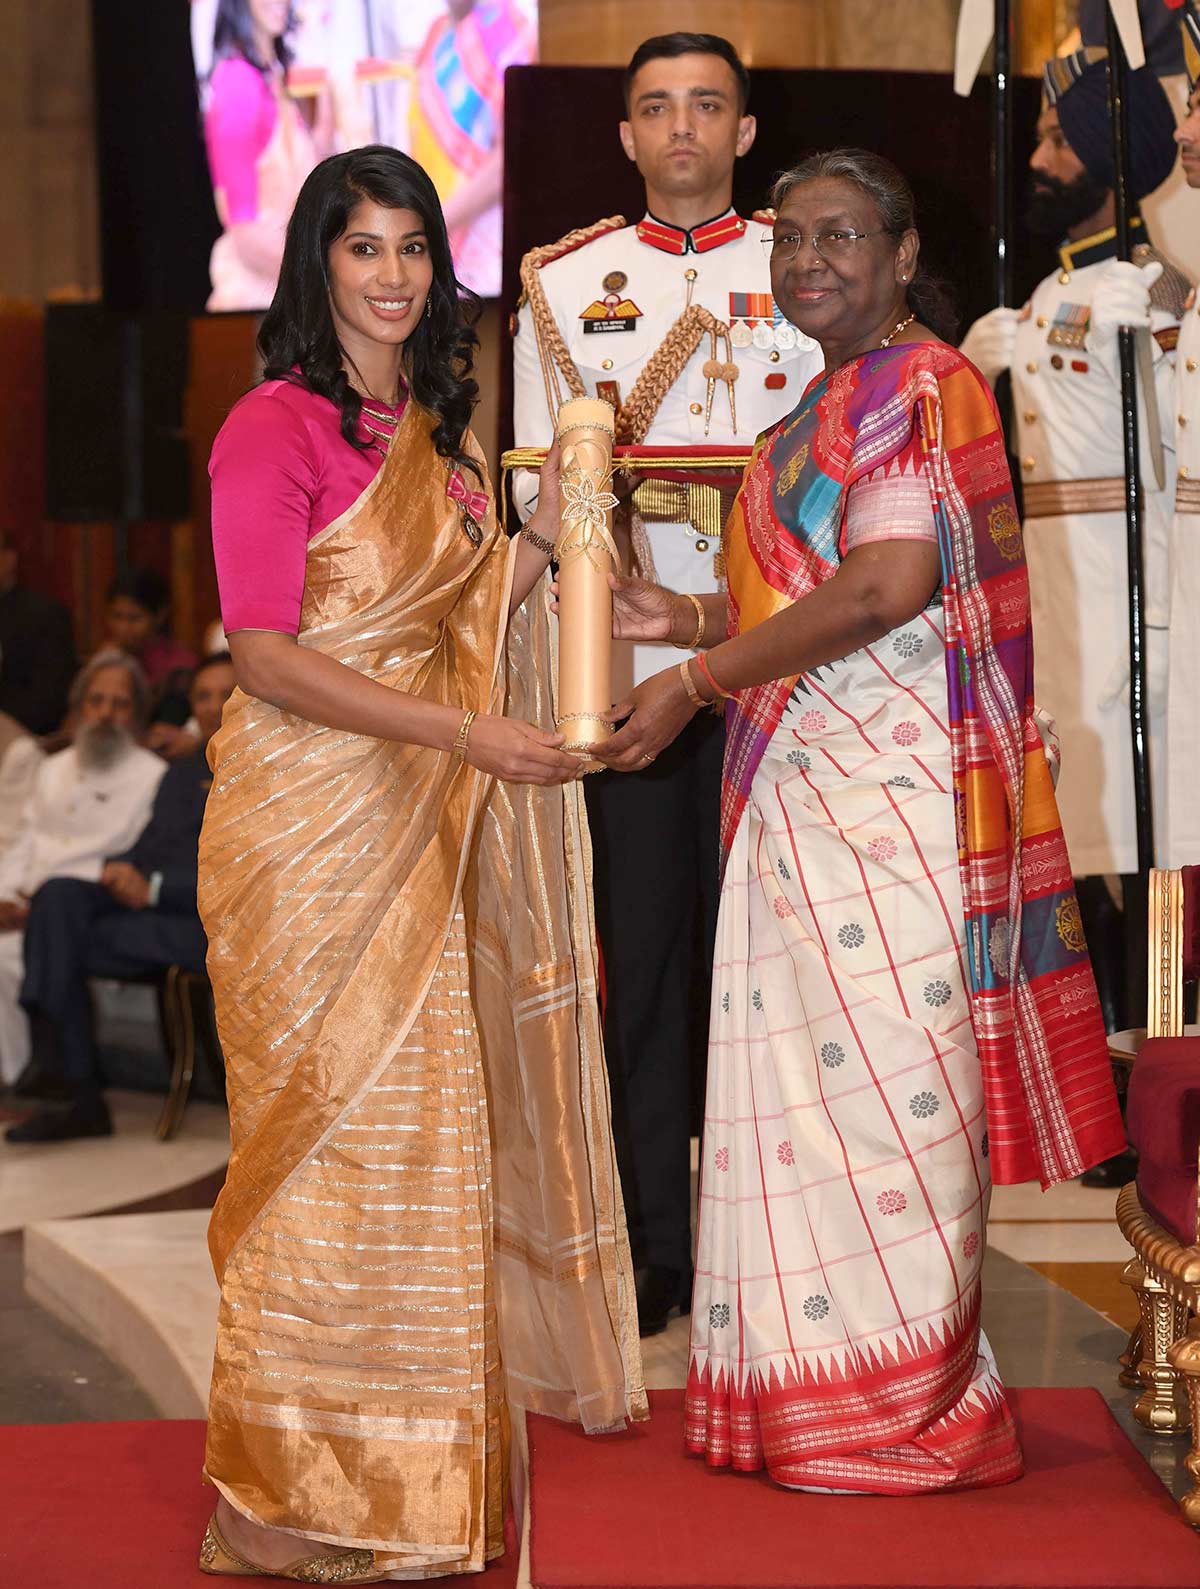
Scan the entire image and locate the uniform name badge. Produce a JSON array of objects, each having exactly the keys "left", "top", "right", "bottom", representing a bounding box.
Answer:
[{"left": 580, "top": 274, "right": 643, "bottom": 335}]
